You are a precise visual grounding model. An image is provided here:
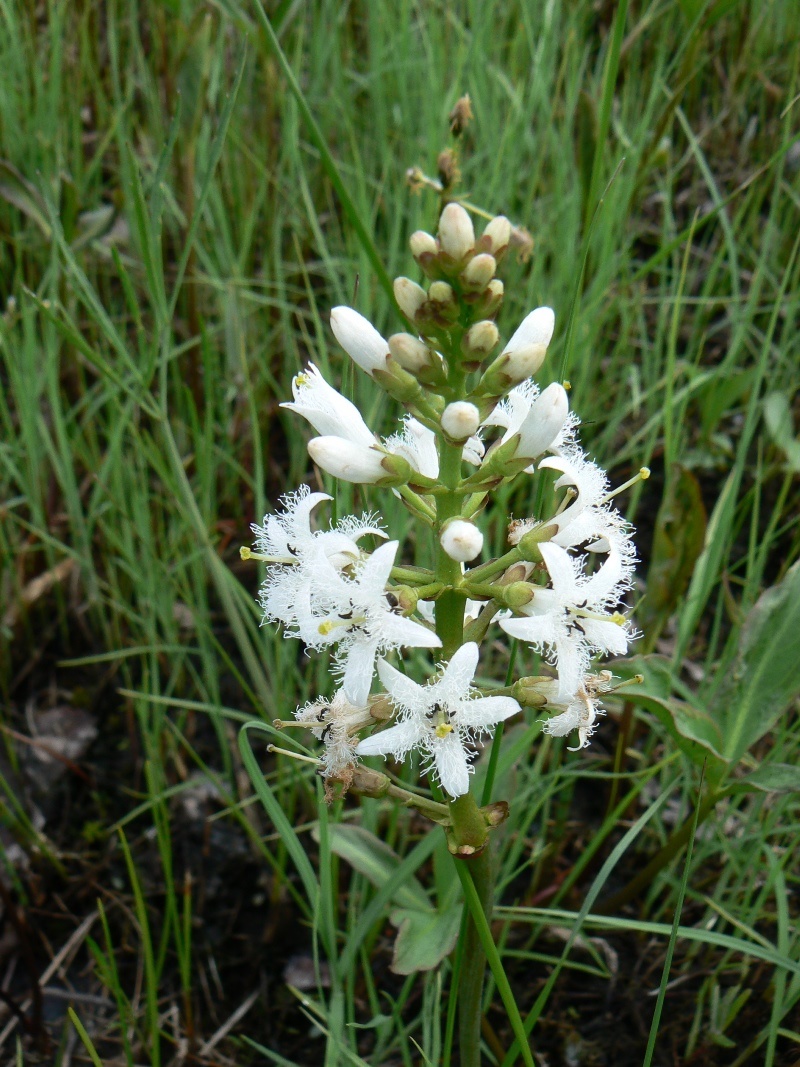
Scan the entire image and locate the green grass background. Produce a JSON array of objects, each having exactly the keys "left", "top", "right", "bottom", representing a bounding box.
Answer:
[{"left": 1, "top": 0, "right": 799, "bottom": 1063}]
